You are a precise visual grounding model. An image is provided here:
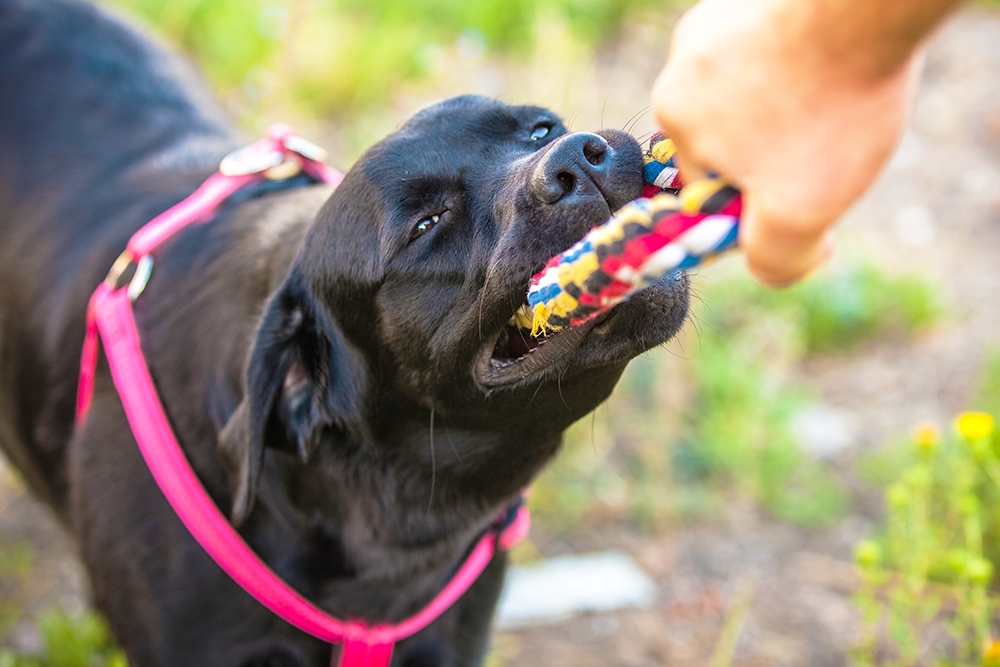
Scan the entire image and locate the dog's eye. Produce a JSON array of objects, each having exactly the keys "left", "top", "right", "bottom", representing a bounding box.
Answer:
[
  {"left": 530, "top": 124, "right": 551, "bottom": 141},
  {"left": 409, "top": 213, "right": 441, "bottom": 242}
]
